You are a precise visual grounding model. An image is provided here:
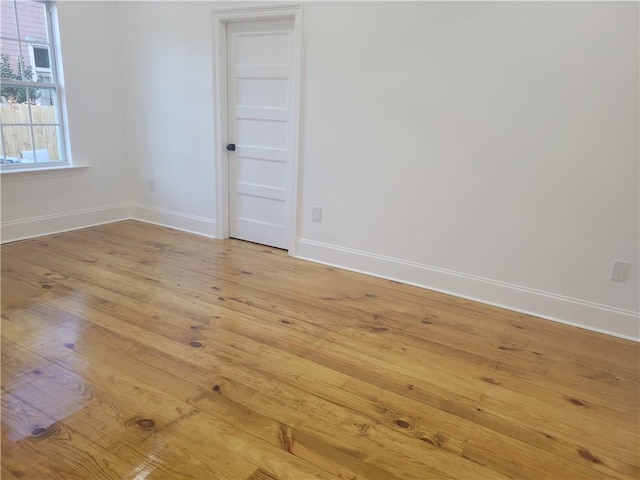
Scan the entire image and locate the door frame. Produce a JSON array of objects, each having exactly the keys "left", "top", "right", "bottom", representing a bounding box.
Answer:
[{"left": 213, "top": 4, "right": 303, "bottom": 254}]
